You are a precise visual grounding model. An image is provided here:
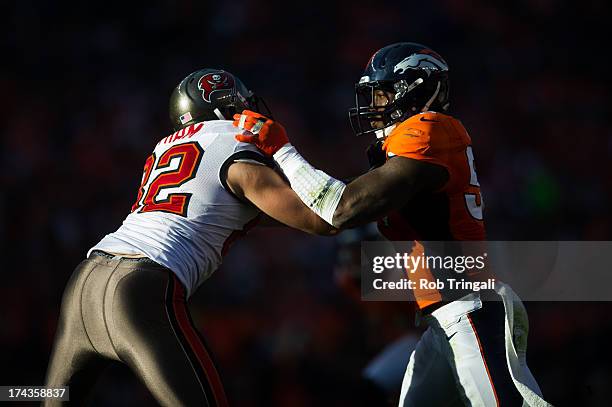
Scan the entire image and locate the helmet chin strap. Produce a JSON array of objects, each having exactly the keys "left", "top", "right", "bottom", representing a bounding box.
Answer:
[
  {"left": 213, "top": 108, "right": 226, "bottom": 120},
  {"left": 421, "top": 81, "right": 441, "bottom": 112},
  {"left": 375, "top": 123, "right": 397, "bottom": 139},
  {"left": 373, "top": 79, "right": 440, "bottom": 139}
]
